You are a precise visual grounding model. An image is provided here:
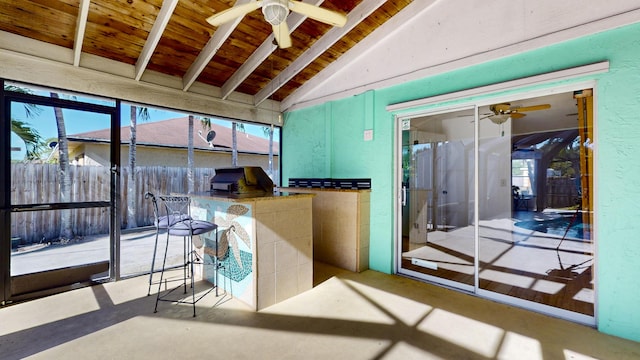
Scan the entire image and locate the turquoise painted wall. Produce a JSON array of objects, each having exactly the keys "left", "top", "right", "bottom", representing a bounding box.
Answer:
[{"left": 282, "top": 23, "right": 640, "bottom": 341}]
